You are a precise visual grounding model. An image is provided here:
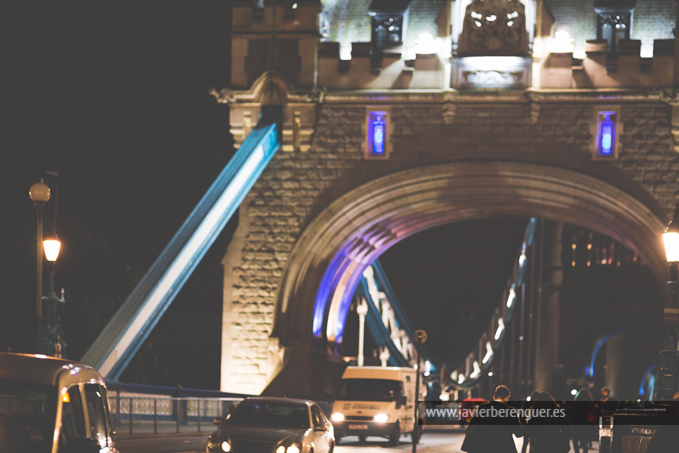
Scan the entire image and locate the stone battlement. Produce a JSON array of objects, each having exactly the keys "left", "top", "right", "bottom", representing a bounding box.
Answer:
[{"left": 539, "top": 38, "right": 675, "bottom": 89}]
